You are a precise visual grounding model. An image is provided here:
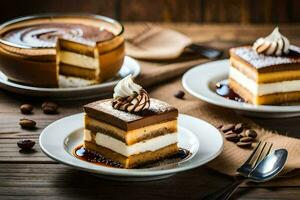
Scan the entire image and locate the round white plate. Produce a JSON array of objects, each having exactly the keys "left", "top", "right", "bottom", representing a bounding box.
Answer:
[
  {"left": 0, "top": 56, "right": 140, "bottom": 100},
  {"left": 182, "top": 59, "right": 300, "bottom": 118},
  {"left": 39, "top": 113, "right": 223, "bottom": 181}
]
